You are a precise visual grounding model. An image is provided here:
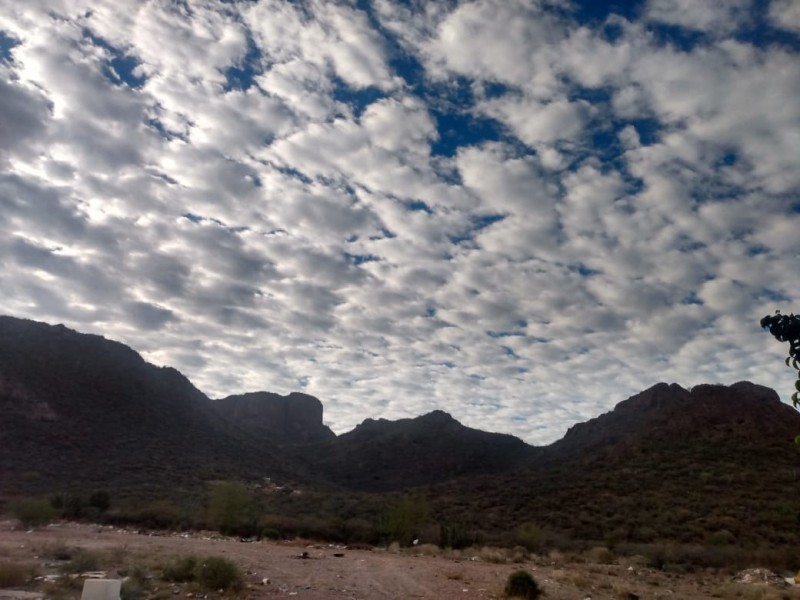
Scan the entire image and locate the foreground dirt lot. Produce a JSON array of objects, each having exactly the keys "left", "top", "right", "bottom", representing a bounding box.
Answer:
[{"left": 1, "top": 521, "right": 798, "bottom": 600}]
